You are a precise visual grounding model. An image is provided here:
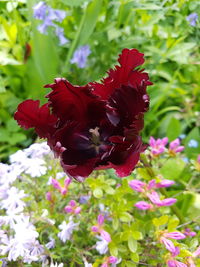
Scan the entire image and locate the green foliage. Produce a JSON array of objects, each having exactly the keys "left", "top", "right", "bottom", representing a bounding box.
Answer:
[
  {"left": 1, "top": 140, "right": 200, "bottom": 266},
  {"left": 0, "top": 0, "right": 199, "bottom": 160}
]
